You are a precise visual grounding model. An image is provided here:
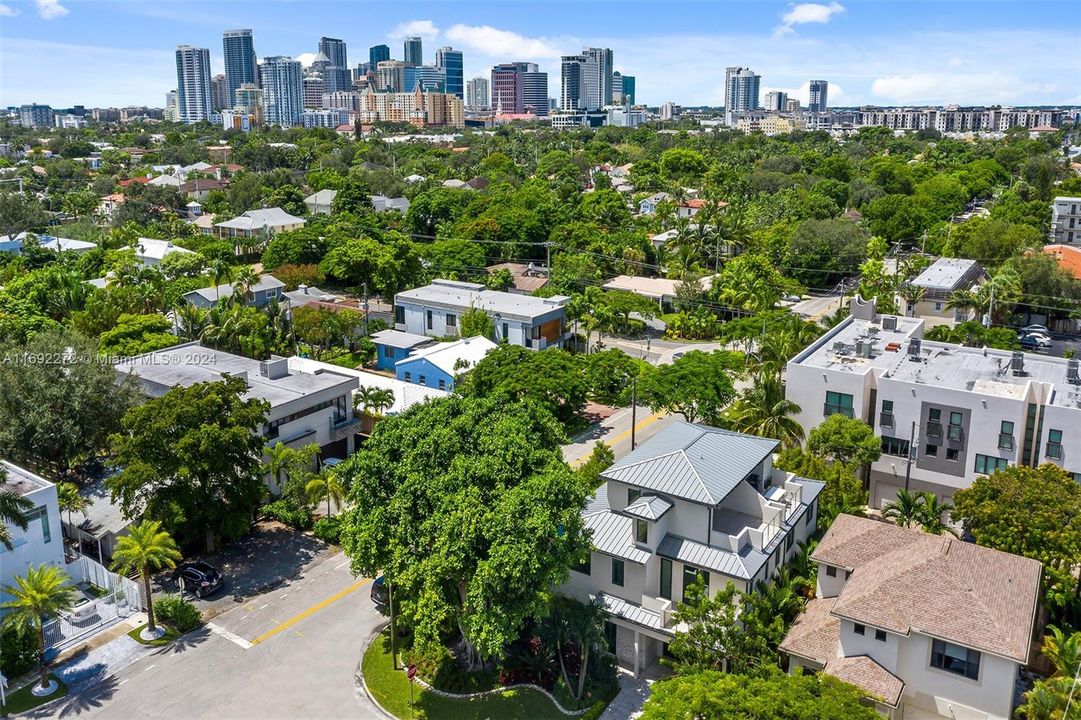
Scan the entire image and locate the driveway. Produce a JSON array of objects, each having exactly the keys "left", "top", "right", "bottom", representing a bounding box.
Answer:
[
  {"left": 33, "top": 550, "right": 384, "bottom": 720},
  {"left": 152, "top": 521, "right": 335, "bottom": 620}
]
